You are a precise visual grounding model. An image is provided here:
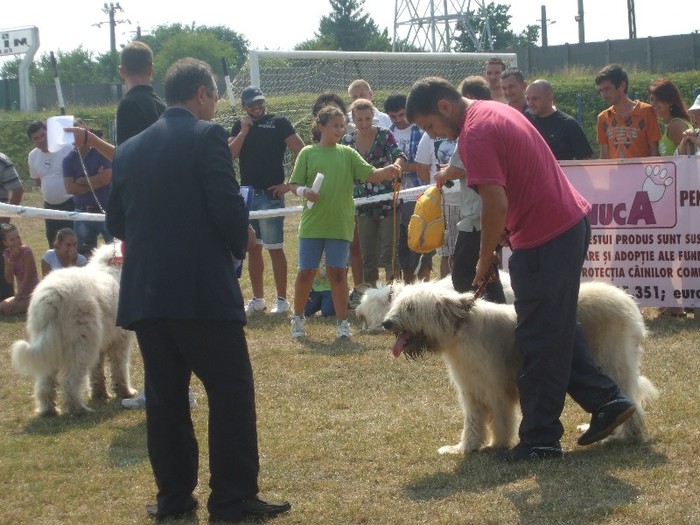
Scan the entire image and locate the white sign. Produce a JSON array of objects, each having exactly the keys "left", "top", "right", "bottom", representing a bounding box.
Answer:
[{"left": 1, "top": 27, "right": 36, "bottom": 56}]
